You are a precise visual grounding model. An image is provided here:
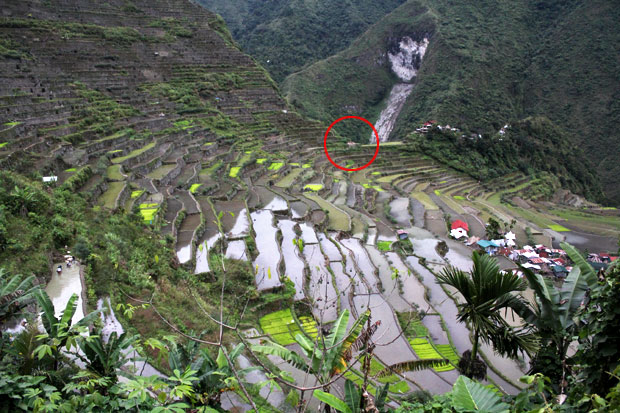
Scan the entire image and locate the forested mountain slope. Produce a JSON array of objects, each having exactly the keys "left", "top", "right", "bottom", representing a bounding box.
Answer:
[
  {"left": 283, "top": 0, "right": 619, "bottom": 205},
  {"left": 195, "top": 0, "right": 406, "bottom": 82}
]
